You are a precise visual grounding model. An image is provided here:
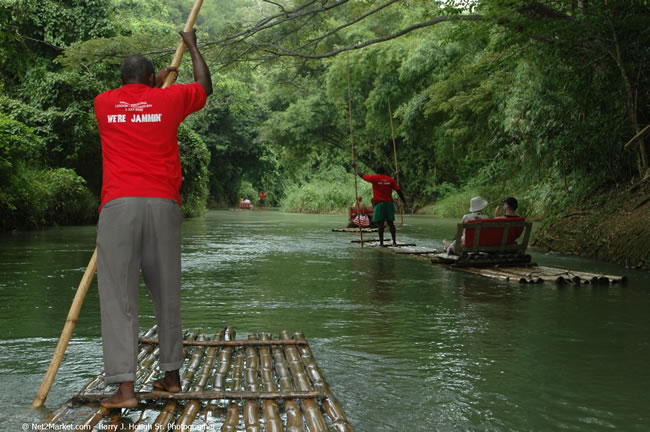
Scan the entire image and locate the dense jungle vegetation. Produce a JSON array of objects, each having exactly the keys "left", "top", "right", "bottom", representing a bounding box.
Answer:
[{"left": 1, "top": 0, "right": 649, "bottom": 235}]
